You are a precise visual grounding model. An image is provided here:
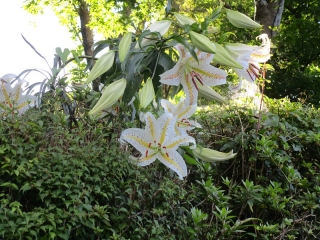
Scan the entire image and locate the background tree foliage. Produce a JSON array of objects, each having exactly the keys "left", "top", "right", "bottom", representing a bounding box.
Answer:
[{"left": 266, "top": 0, "right": 320, "bottom": 106}]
